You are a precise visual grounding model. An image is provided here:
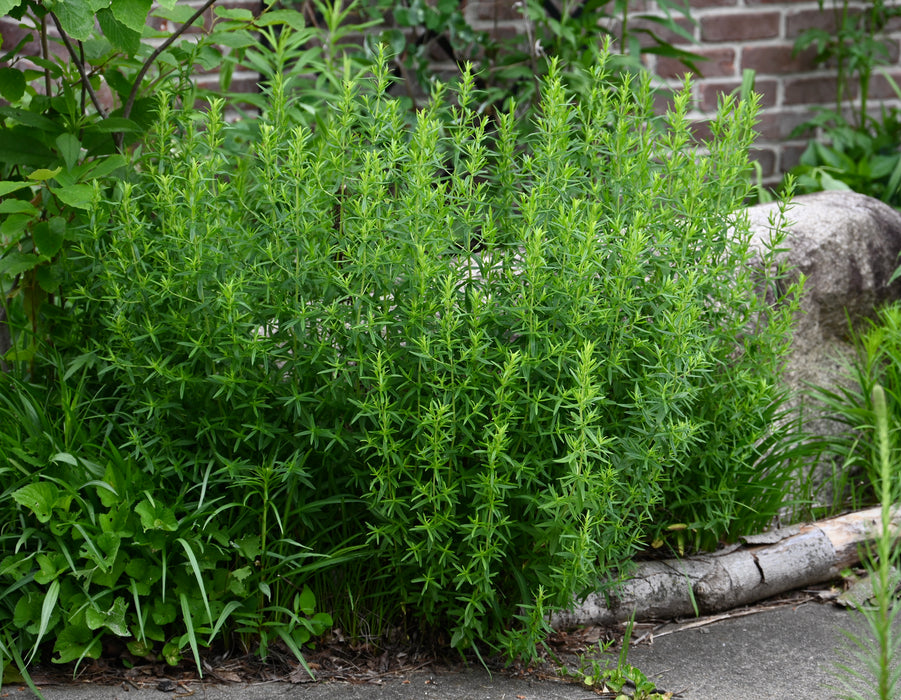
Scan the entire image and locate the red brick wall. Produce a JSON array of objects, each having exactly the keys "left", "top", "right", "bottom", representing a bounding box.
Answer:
[{"left": 465, "top": 0, "right": 901, "bottom": 184}]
